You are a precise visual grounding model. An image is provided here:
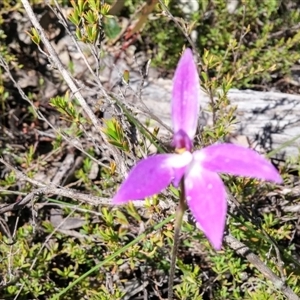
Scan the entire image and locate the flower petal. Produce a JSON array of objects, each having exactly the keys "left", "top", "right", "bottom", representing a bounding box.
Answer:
[
  {"left": 172, "top": 48, "right": 200, "bottom": 144},
  {"left": 194, "top": 144, "right": 283, "bottom": 183},
  {"left": 113, "top": 153, "right": 192, "bottom": 204},
  {"left": 185, "top": 162, "right": 227, "bottom": 250},
  {"left": 169, "top": 151, "right": 193, "bottom": 187},
  {"left": 172, "top": 130, "right": 193, "bottom": 152}
]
